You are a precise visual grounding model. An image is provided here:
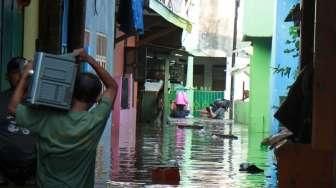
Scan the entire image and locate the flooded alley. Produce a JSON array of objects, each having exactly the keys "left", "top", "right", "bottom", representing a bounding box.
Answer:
[
  {"left": 2, "top": 0, "right": 333, "bottom": 187},
  {"left": 95, "top": 120, "right": 277, "bottom": 187}
]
